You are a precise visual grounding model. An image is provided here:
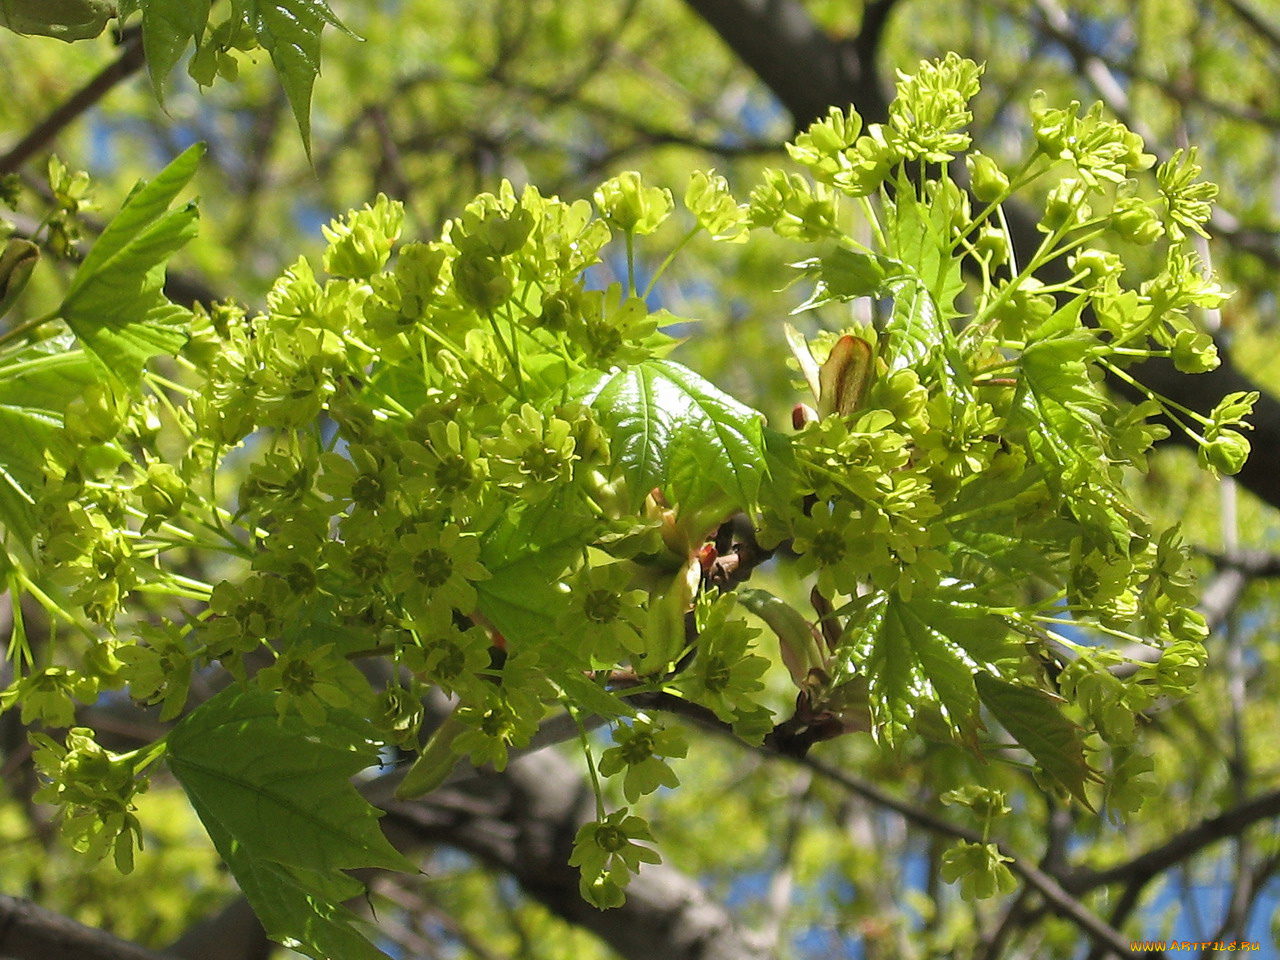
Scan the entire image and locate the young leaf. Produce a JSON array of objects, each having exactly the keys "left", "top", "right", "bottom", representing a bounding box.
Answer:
[
  {"left": 243, "top": 0, "right": 358, "bottom": 154},
  {"left": 1011, "top": 321, "right": 1108, "bottom": 492},
  {"left": 783, "top": 322, "right": 822, "bottom": 402},
  {"left": 574, "top": 359, "right": 769, "bottom": 517},
  {"left": 975, "top": 673, "right": 1099, "bottom": 808},
  {"left": 816, "top": 334, "right": 873, "bottom": 417},
  {"left": 834, "top": 588, "right": 1018, "bottom": 748},
  {"left": 167, "top": 685, "right": 414, "bottom": 877},
  {"left": 59, "top": 144, "right": 204, "bottom": 386},
  {"left": 886, "top": 175, "right": 965, "bottom": 322}
]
